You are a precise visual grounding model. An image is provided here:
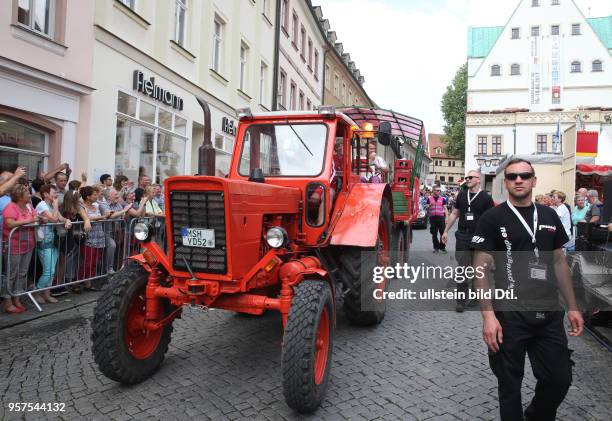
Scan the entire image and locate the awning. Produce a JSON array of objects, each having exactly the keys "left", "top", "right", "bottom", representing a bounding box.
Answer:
[{"left": 576, "top": 164, "right": 612, "bottom": 176}]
